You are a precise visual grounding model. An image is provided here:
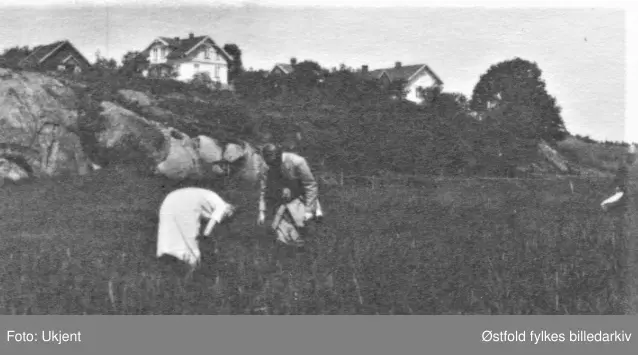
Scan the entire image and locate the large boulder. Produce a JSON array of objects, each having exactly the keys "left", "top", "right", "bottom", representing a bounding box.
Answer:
[
  {"left": 222, "top": 140, "right": 267, "bottom": 185},
  {"left": 117, "top": 89, "right": 154, "bottom": 107},
  {"left": 538, "top": 140, "right": 571, "bottom": 173},
  {"left": 535, "top": 139, "right": 580, "bottom": 175},
  {"left": 92, "top": 101, "right": 169, "bottom": 168},
  {"left": 154, "top": 129, "right": 202, "bottom": 180},
  {"left": 0, "top": 68, "right": 93, "bottom": 179},
  {"left": 91, "top": 101, "right": 207, "bottom": 180},
  {"left": 194, "top": 135, "right": 226, "bottom": 176}
]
